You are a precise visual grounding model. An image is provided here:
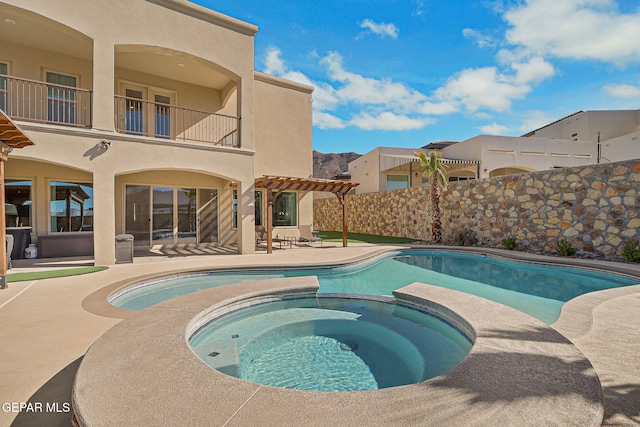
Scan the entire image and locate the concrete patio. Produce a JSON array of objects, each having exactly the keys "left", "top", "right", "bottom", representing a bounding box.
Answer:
[{"left": 1, "top": 244, "right": 639, "bottom": 426}]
